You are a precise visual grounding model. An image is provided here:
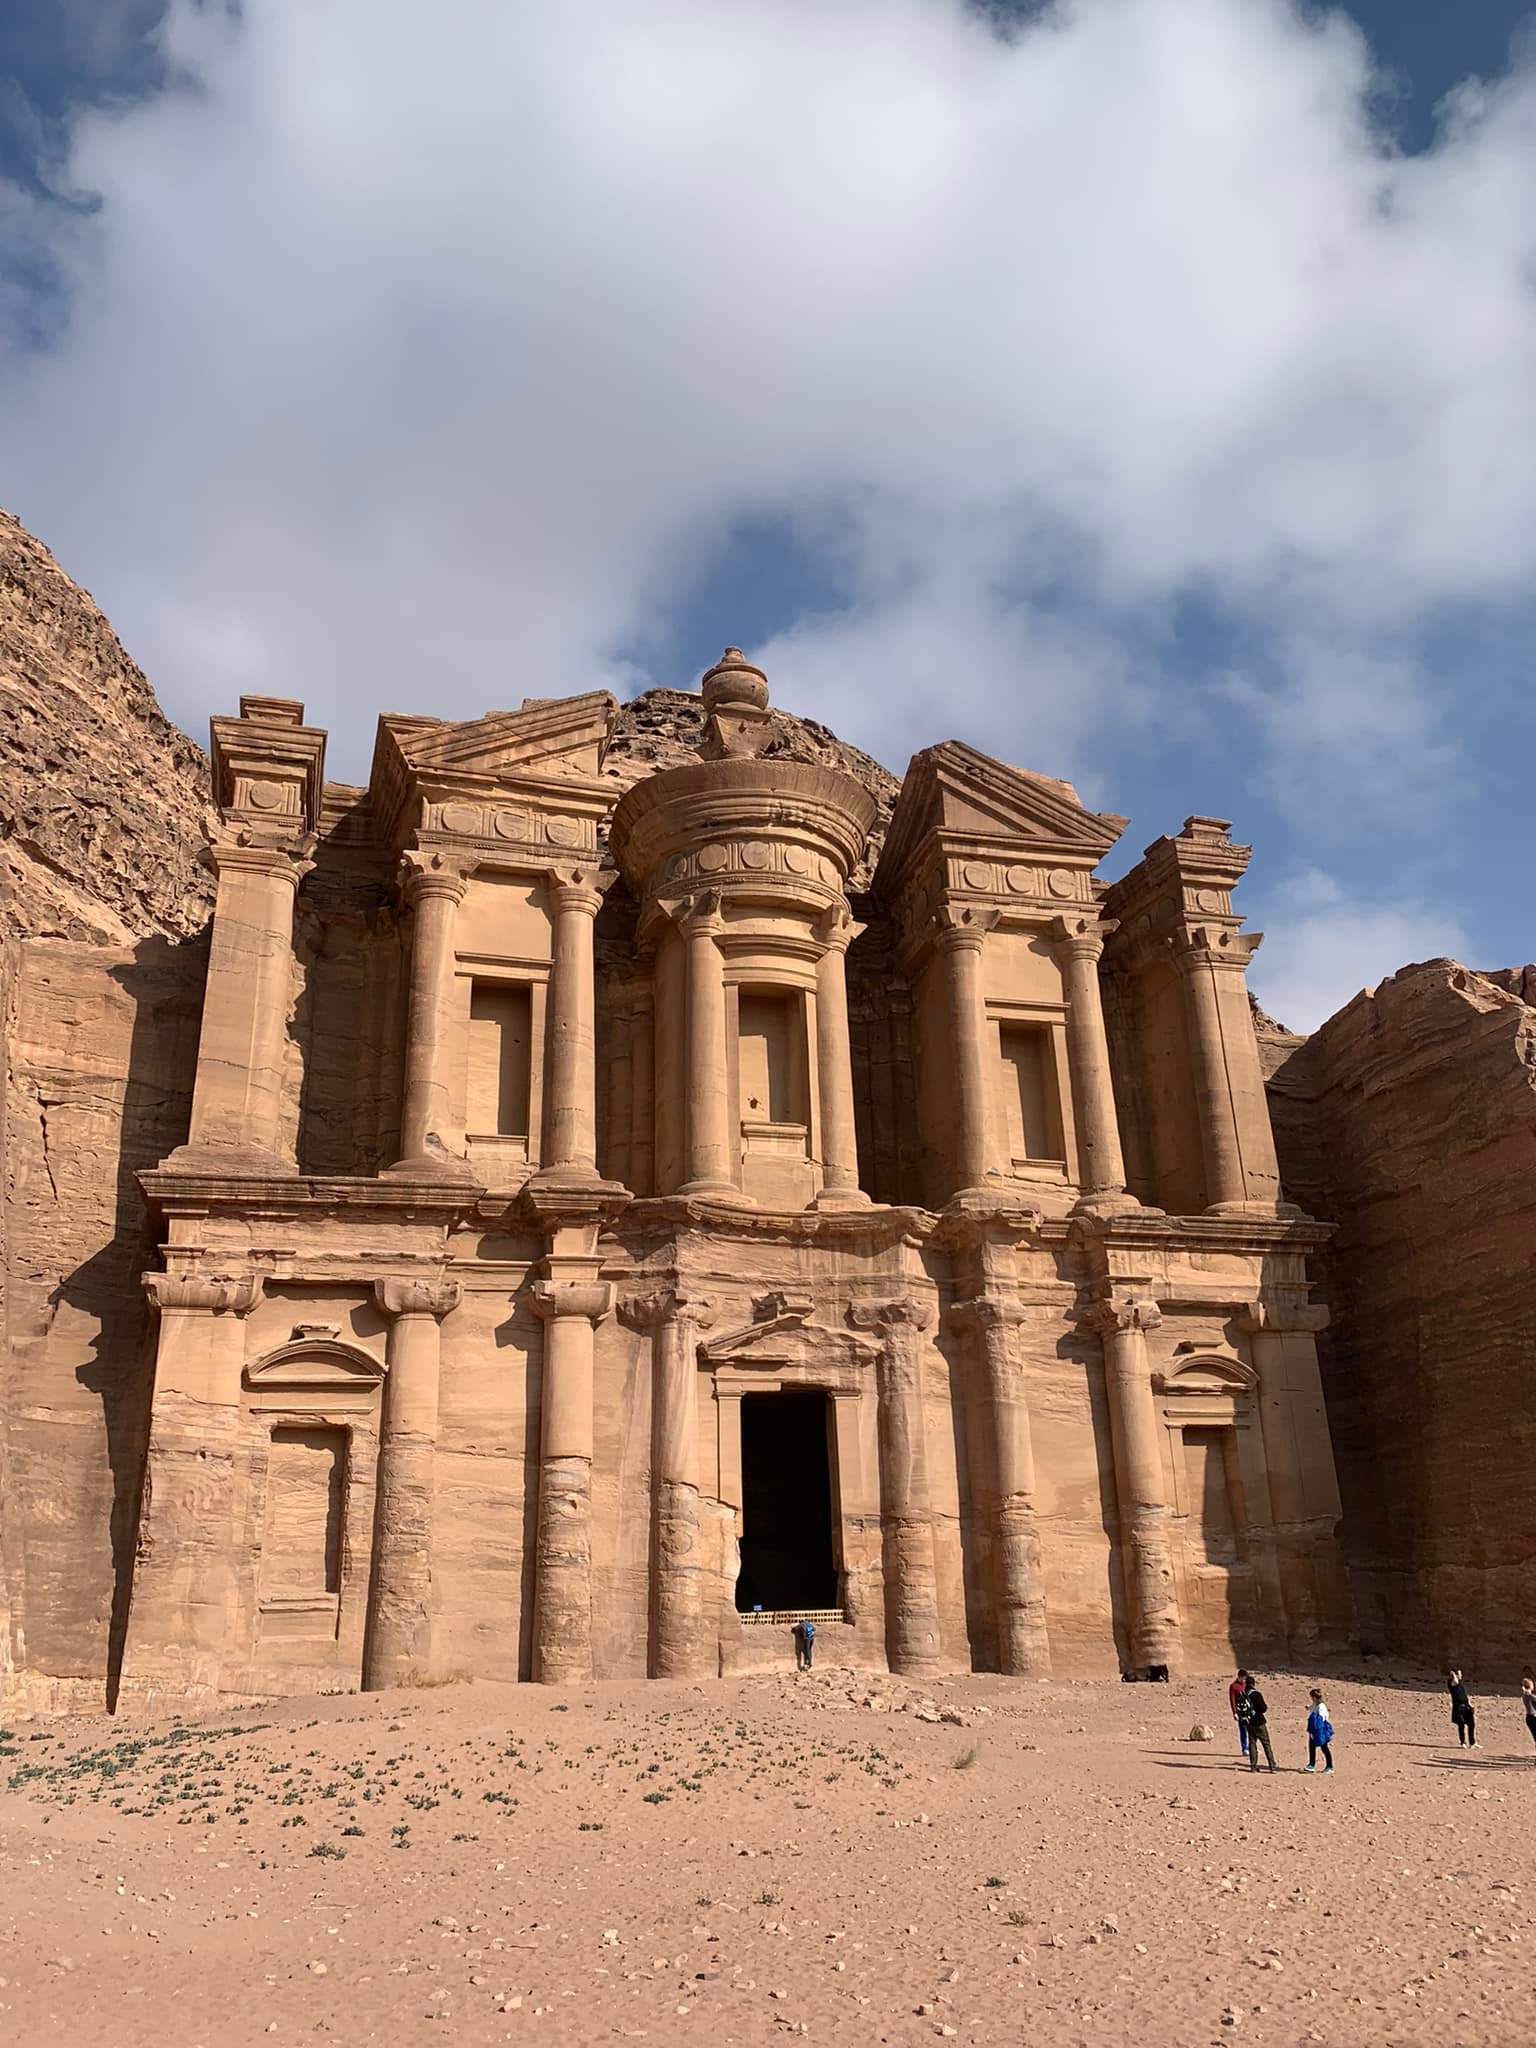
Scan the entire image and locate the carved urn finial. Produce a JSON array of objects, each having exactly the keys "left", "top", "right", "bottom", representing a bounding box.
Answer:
[
  {"left": 700, "top": 646, "right": 772, "bottom": 757},
  {"left": 702, "top": 646, "right": 770, "bottom": 715}
]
